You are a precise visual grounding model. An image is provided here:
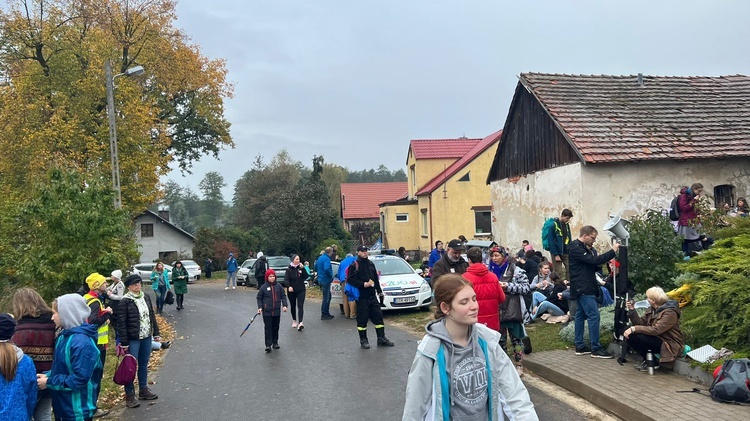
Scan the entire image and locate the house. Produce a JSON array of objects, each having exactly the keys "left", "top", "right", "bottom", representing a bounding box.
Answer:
[
  {"left": 340, "top": 182, "right": 408, "bottom": 233},
  {"left": 486, "top": 73, "right": 750, "bottom": 248},
  {"left": 380, "top": 130, "right": 503, "bottom": 254},
  {"left": 134, "top": 209, "right": 195, "bottom": 262}
]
